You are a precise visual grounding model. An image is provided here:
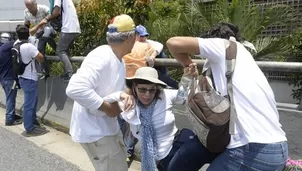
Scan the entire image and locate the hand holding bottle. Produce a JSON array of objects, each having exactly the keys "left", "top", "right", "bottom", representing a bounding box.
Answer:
[{"left": 184, "top": 63, "right": 198, "bottom": 77}]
